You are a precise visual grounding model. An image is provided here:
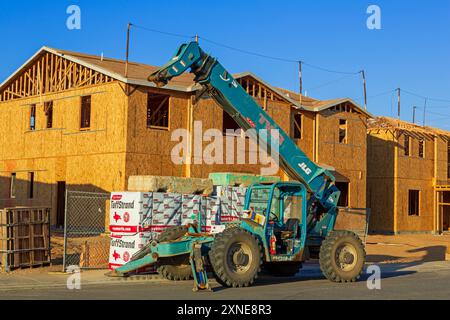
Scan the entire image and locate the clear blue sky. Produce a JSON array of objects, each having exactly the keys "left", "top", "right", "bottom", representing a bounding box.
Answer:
[{"left": 1, "top": 0, "right": 449, "bottom": 129}]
